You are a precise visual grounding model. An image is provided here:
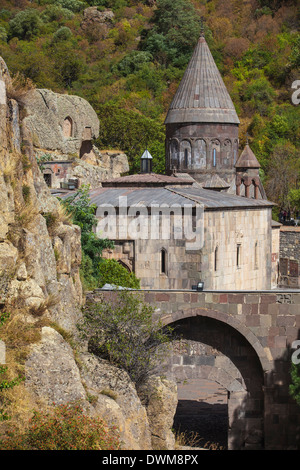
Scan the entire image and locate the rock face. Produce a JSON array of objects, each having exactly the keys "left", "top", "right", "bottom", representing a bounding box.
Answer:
[
  {"left": 23, "top": 89, "right": 99, "bottom": 155},
  {"left": 0, "top": 56, "right": 177, "bottom": 450},
  {"left": 0, "top": 62, "right": 83, "bottom": 332},
  {"left": 79, "top": 353, "right": 153, "bottom": 450},
  {"left": 25, "top": 328, "right": 177, "bottom": 450},
  {"left": 81, "top": 7, "right": 114, "bottom": 33},
  {"left": 25, "top": 327, "right": 87, "bottom": 404},
  {"left": 22, "top": 89, "right": 129, "bottom": 189},
  {"left": 139, "top": 376, "right": 177, "bottom": 450}
]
